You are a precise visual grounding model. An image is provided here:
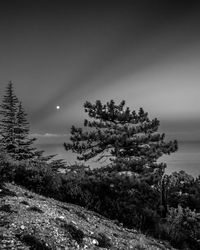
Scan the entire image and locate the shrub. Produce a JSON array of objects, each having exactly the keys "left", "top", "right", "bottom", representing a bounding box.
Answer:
[
  {"left": 95, "top": 232, "right": 112, "bottom": 248},
  {"left": 13, "top": 161, "right": 62, "bottom": 199},
  {"left": 0, "top": 152, "right": 18, "bottom": 183},
  {"left": 0, "top": 204, "right": 13, "bottom": 213},
  {"left": 15, "top": 233, "right": 51, "bottom": 250},
  {"left": 64, "top": 223, "right": 84, "bottom": 244},
  {"left": 158, "top": 206, "right": 200, "bottom": 249},
  {"left": 28, "top": 206, "right": 44, "bottom": 213}
]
